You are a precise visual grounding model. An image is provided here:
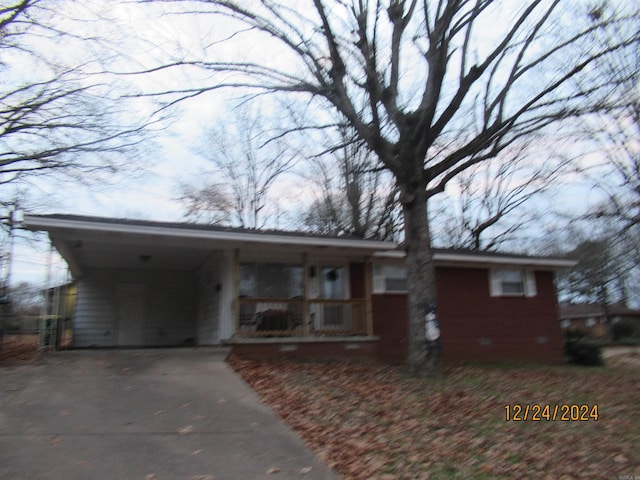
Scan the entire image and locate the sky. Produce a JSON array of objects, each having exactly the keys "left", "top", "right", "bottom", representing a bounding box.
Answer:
[{"left": 4, "top": 0, "right": 629, "bottom": 292}]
